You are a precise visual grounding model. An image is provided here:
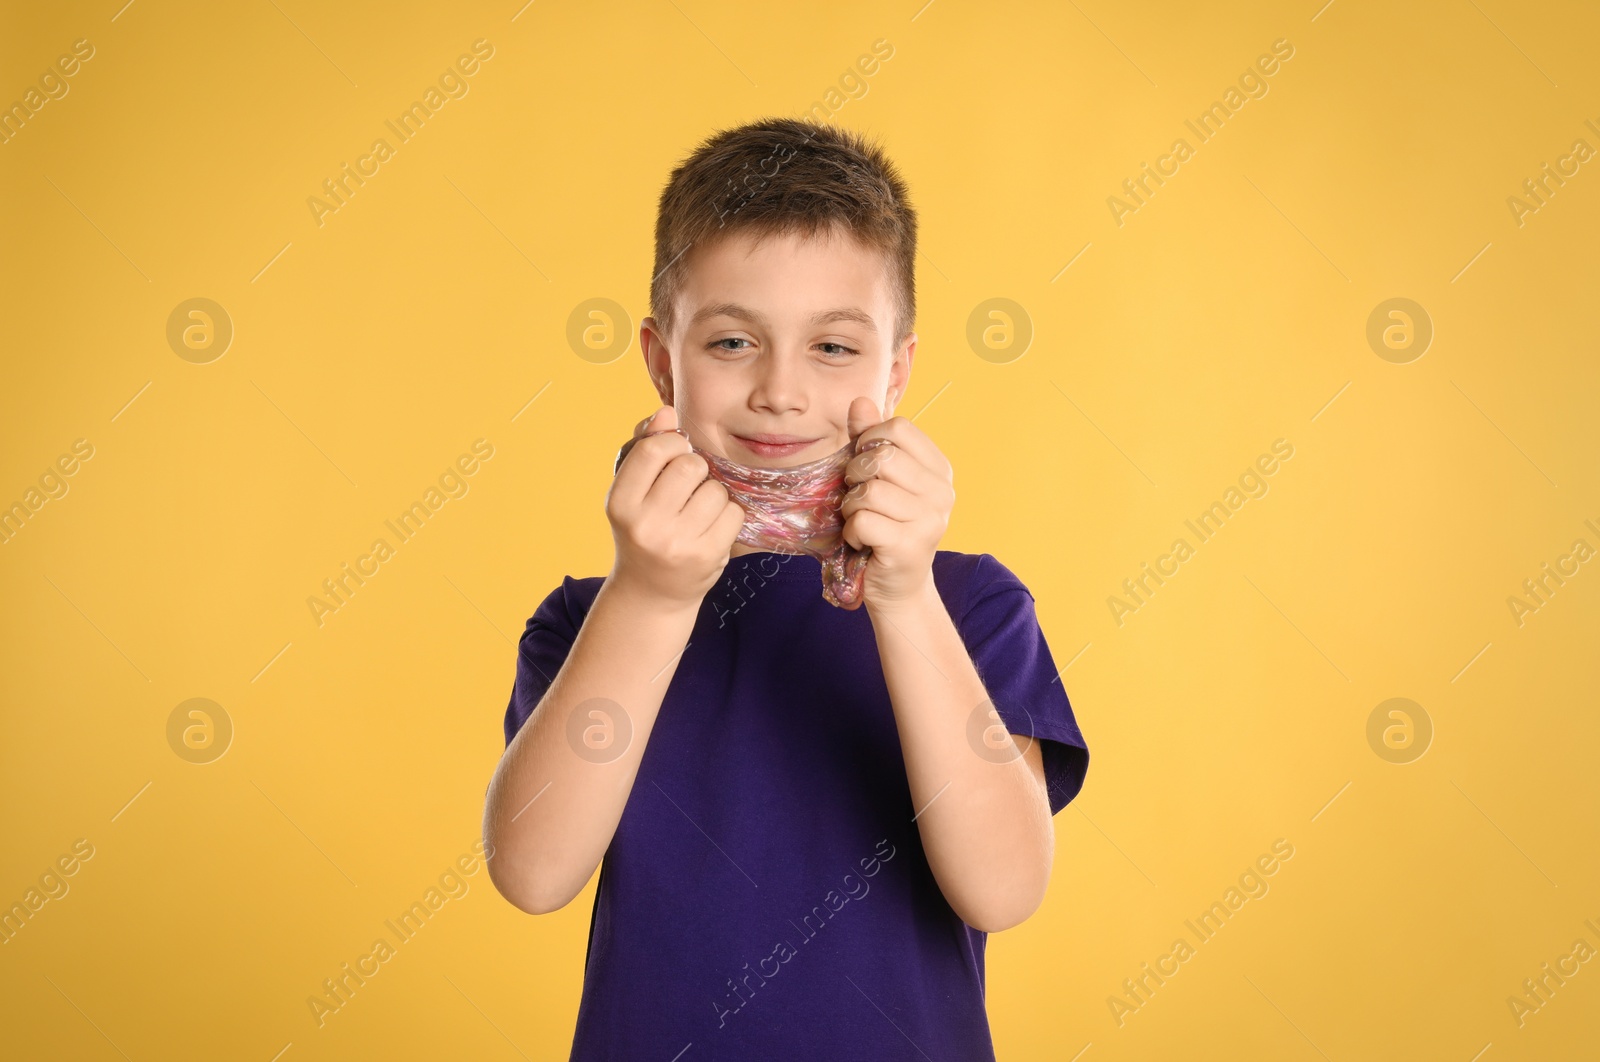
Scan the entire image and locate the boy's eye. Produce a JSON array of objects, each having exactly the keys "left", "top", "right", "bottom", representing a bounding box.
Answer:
[{"left": 706, "top": 338, "right": 859, "bottom": 358}]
